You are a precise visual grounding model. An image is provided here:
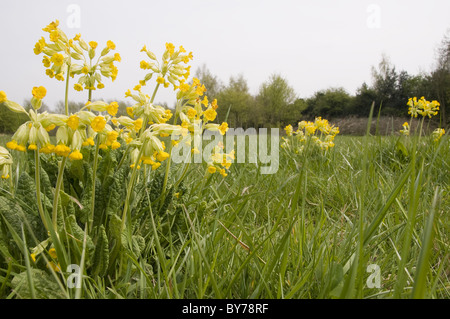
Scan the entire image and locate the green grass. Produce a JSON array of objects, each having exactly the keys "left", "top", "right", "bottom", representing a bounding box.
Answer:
[{"left": 0, "top": 131, "right": 449, "bottom": 299}]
